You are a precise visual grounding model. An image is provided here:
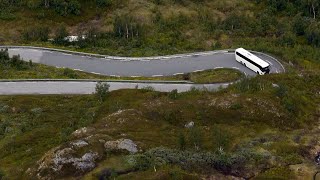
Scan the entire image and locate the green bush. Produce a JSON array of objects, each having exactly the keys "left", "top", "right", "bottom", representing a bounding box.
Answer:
[
  {"left": 168, "top": 89, "right": 179, "bottom": 100},
  {"left": 282, "top": 154, "right": 303, "bottom": 165},
  {"left": 21, "top": 26, "right": 50, "bottom": 42},
  {"left": 0, "top": 169, "right": 5, "bottom": 179},
  {"left": 54, "top": 25, "right": 69, "bottom": 45},
  {"left": 52, "top": 0, "right": 81, "bottom": 16},
  {"left": 62, "top": 68, "right": 78, "bottom": 78},
  {"left": 255, "top": 167, "right": 295, "bottom": 180},
  {"left": 0, "top": 49, "right": 31, "bottom": 70},
  {"left": 212, "top": 126, "right": 232, "bottom": 150},
  {"left": 135, "top": 147, "right": 269, "bottom": 174},
  {"left": 234, "top": 78, "right": 266, "bottom": 93},
  {"left": 95, "top": 82, "right": 110, "bottom": 102},
  {"left": 96, "top": 0, "right": 112, "bottom": 7},
  {"left": 0, "top": 11, "right": 16, "bottom": 21},
  {"left": 127, "top": 154, "right": 153, "bottom": 171},
  {"left": 188, "top": 127, "right": 204, "bottom": 150},
  {"left": 230, "top": 103, "right": 243, "bottom": 110}
]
